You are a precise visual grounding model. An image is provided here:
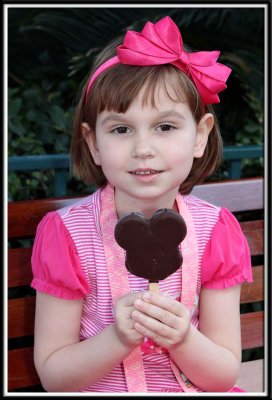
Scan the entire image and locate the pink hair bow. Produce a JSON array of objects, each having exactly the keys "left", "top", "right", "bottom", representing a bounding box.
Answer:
[{"left": 86, "top": 16, "right": 231, "bottom": 105}]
